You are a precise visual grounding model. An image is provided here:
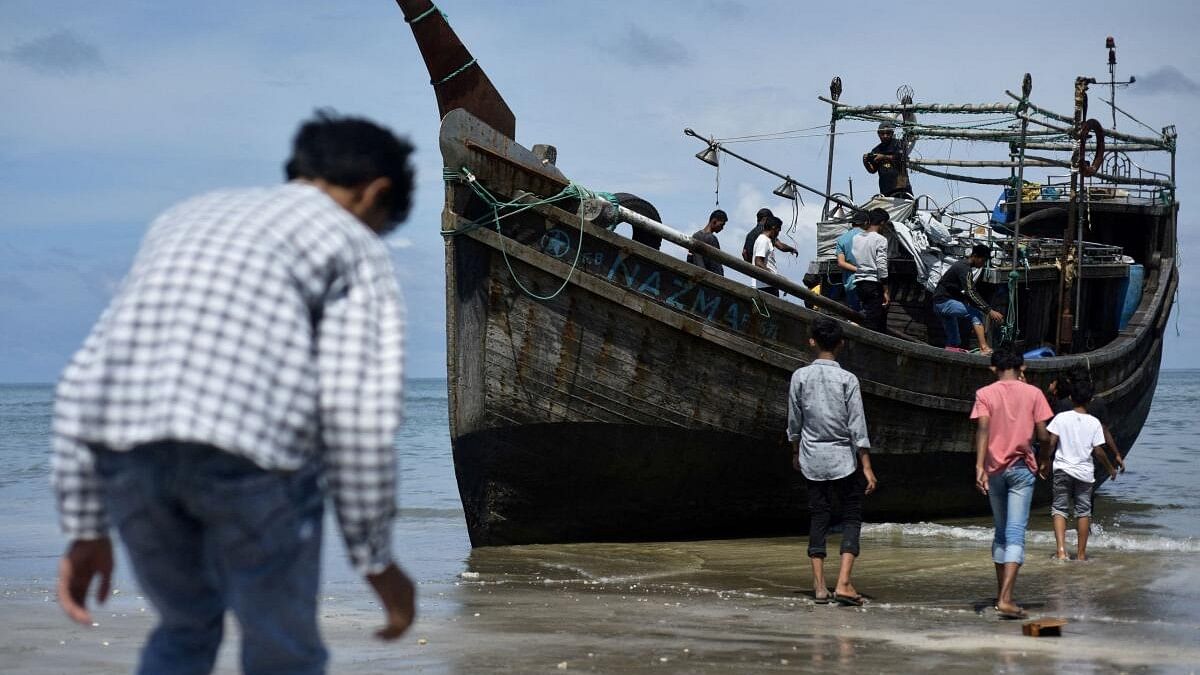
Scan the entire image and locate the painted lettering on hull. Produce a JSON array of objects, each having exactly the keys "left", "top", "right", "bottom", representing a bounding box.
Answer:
[{"left": 592, "top": 250, "right": 777, "bottom": 342}]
